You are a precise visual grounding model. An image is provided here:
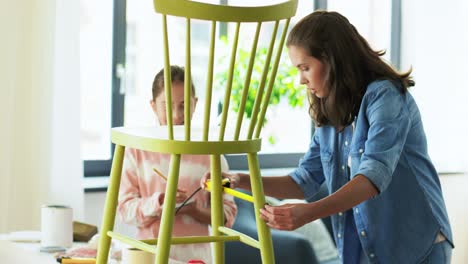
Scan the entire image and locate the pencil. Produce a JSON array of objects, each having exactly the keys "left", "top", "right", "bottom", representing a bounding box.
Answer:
[
  {"left": 153, "top": 167, "right": 168, "bottom": 181},
  {"left": 57, "top": 257, "right": 96, "bottom": 264},
  {"left": 153, "top": 167, "right": 186, "bottom": 193}
]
